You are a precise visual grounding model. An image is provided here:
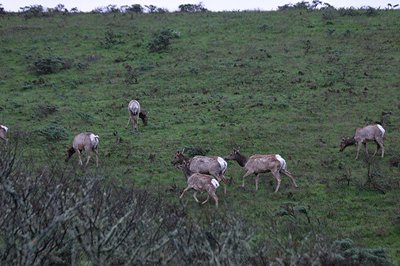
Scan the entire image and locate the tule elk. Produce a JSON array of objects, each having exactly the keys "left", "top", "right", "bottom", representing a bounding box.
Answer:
[
  {"left": 65, "top": 132, "right": 100, "bottom": 167},
  {"left": 0, "top": 125, "right": 9, "bottom": 143},
  {"left": 127, "top": 100, "right": 147, "bottom": 133},
  {"left": 172, "top": 151, "right": 229, "bottom": 194},
  {"left": 225, "top": 148, "right": 298, "bottom": 192},
  {"left": 340, "top": 124, "right": 385, "bottom": 159},
  {"left": 178, "top": 160, "right": 220, "bottom": 207}
]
